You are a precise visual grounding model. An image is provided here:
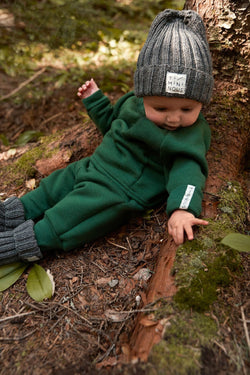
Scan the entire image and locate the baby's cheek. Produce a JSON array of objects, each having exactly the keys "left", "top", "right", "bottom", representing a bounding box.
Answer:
[
  {"left": 146, "top": 112, "right": 162, "bottom": 125},
  {"left": 182, "top": 114, "right": 197, "bottom": 127}
]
